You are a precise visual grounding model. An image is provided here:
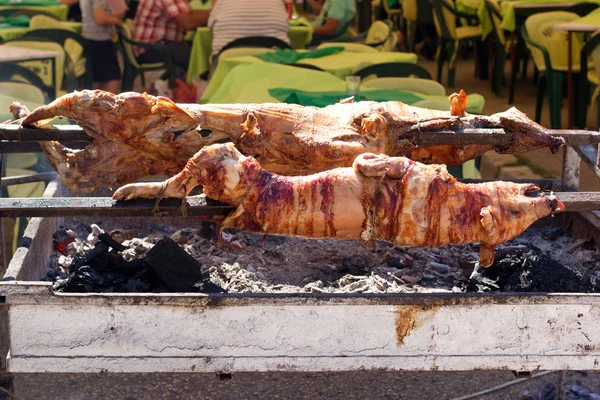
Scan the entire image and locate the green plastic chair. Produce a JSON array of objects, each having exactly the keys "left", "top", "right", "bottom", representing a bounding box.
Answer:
[
  {"left": 115, "top": 22, "right": 174, "bottom": 92},
  {"left": 521, "top": 11, "right": 581, "bottom": 129},
  {"left": 577, "top": 31, "right": 600, "bottom": 129},
  {"left": 317, "top": 42, "right": 379, "bottom": 53},
  {"left": 0, "top": 8, "right": 59, "bottom": 20},
  {"left": 3, "top": 40, "right": 66, "bottom": 98},
  {"left": 361, "top": 77, "right": 446, "bottom": 95},
  {"left": 352, "top": 62, "right": 432, "bottom": 80},
  {"left": 18, "top": 26, "right": 92, "bottom": 91},
  {"left": 218, "top": 47, "right": 276, "bottom": 59},
  {"left": 328, "top": 20, "right": 398, "bottom": 52},
  {"left": 382, "top": 0, "right": 403, "bottom": 28},
  {"left": 0, "top": 81, "right": 47, "bottom": 108},
  {"left": 484, "top": 0, "right": 513, "bottom": 97},
  {"left": 429, "top": 0, "right": 482, "bottom": 88},
  {"left": 0, "top": 62, "right": 54, "bottom": 102}
]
